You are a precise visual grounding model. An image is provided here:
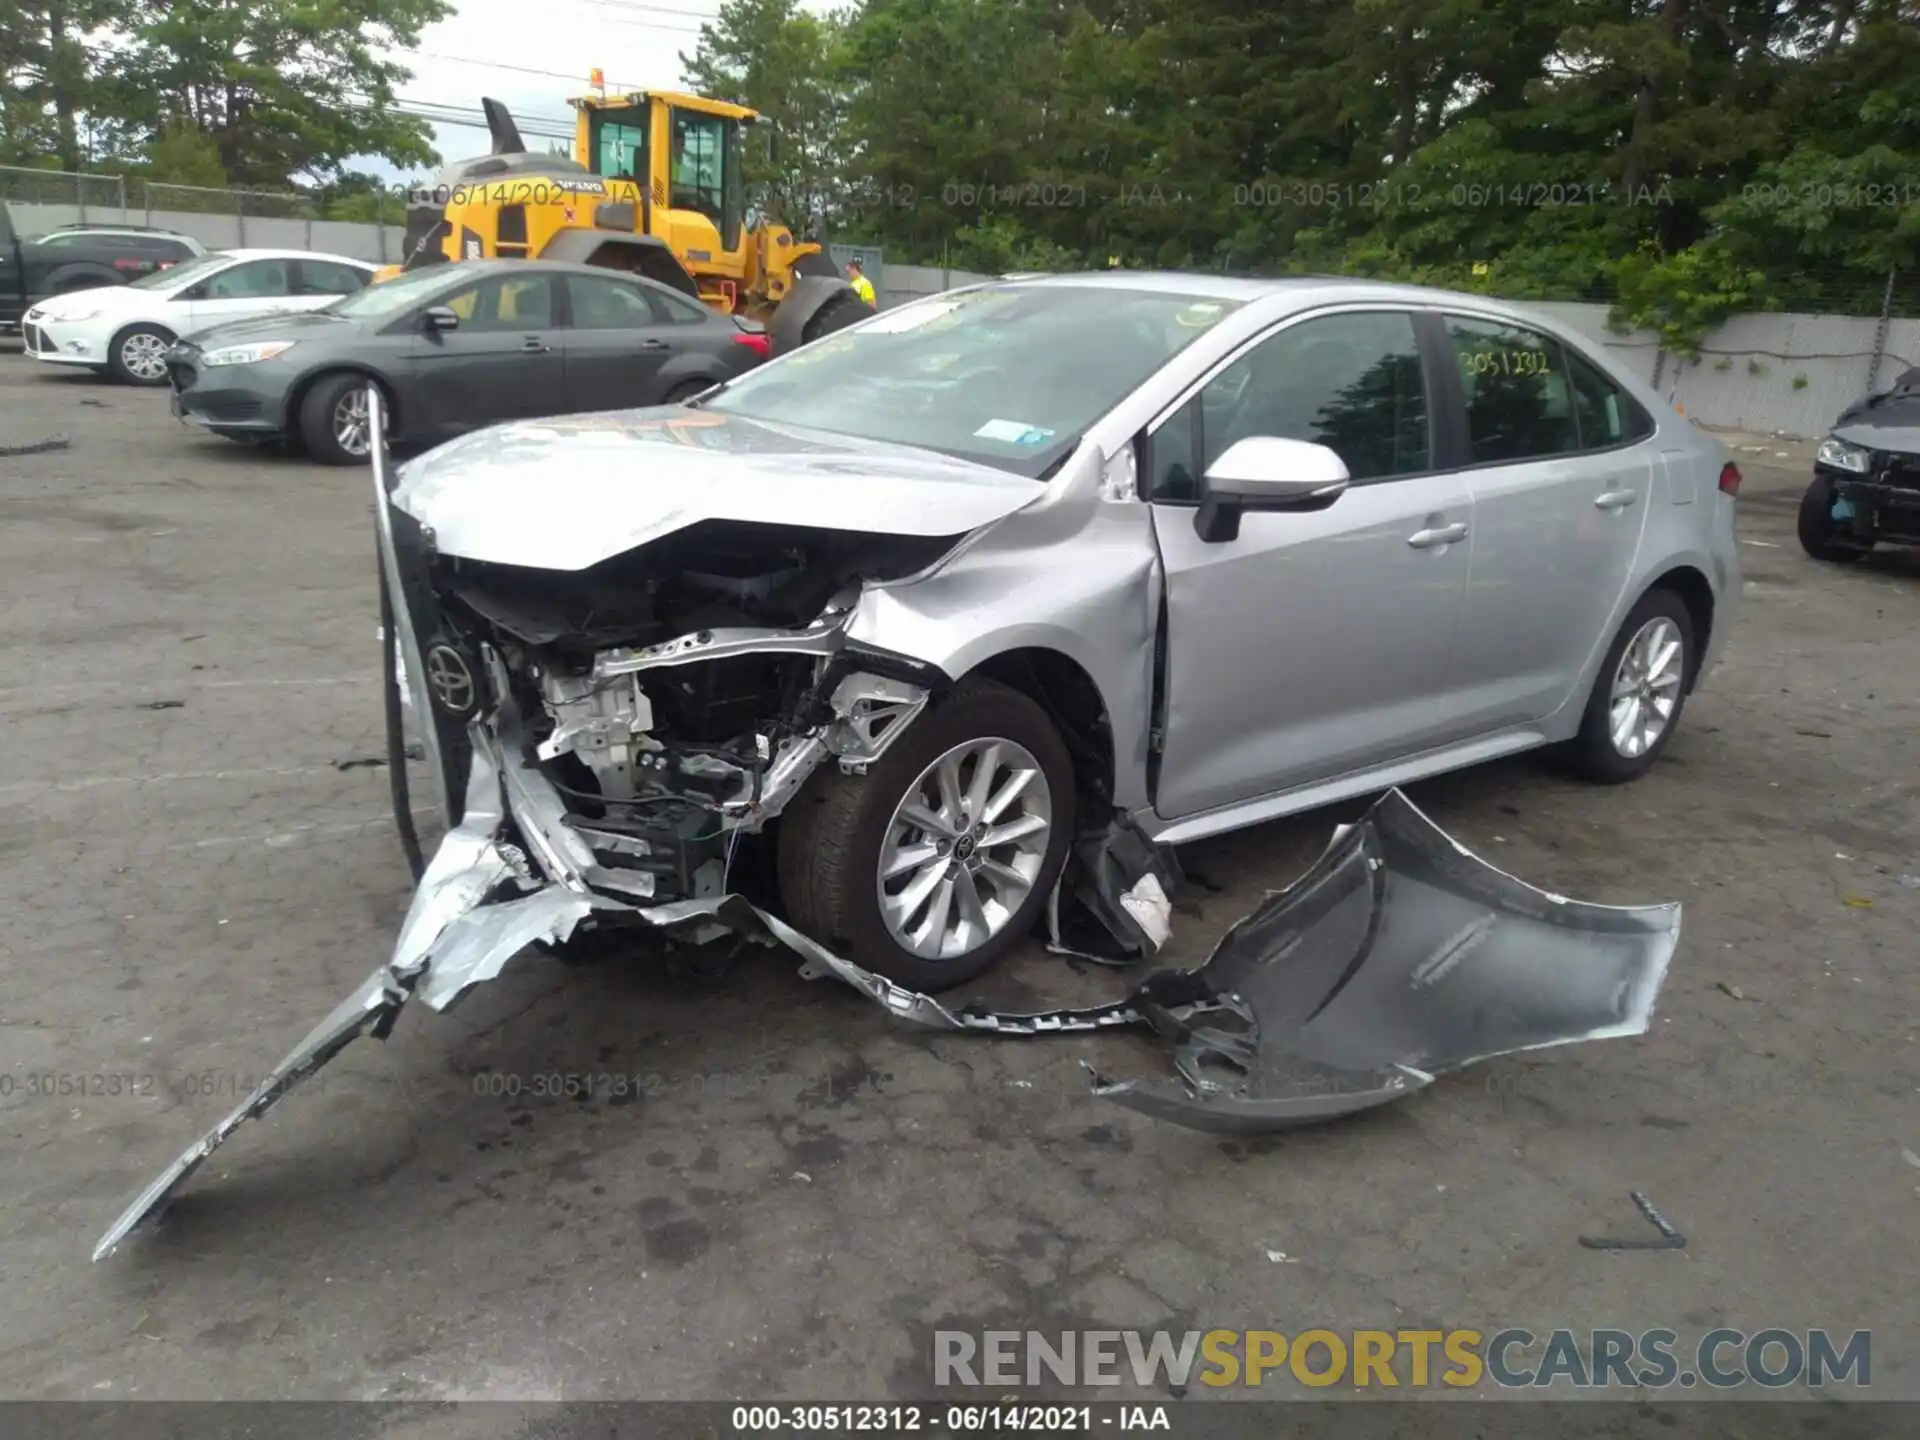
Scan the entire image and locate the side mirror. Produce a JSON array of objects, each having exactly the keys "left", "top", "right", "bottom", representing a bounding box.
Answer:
[
  {"left": 423, "top": 306, "right": 459, "bottom": 333},
  {"left": 1194, "top": 436, "right": 1350, "bottom": 543}
]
